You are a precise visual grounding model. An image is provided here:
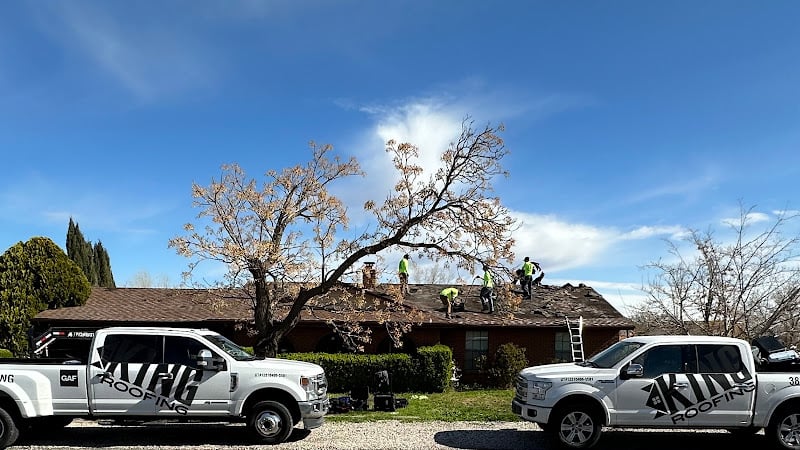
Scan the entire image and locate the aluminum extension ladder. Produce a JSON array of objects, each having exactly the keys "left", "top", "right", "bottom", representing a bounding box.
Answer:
[{"left": 565, "top": 316, "right": 585, "bottom": 362}]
